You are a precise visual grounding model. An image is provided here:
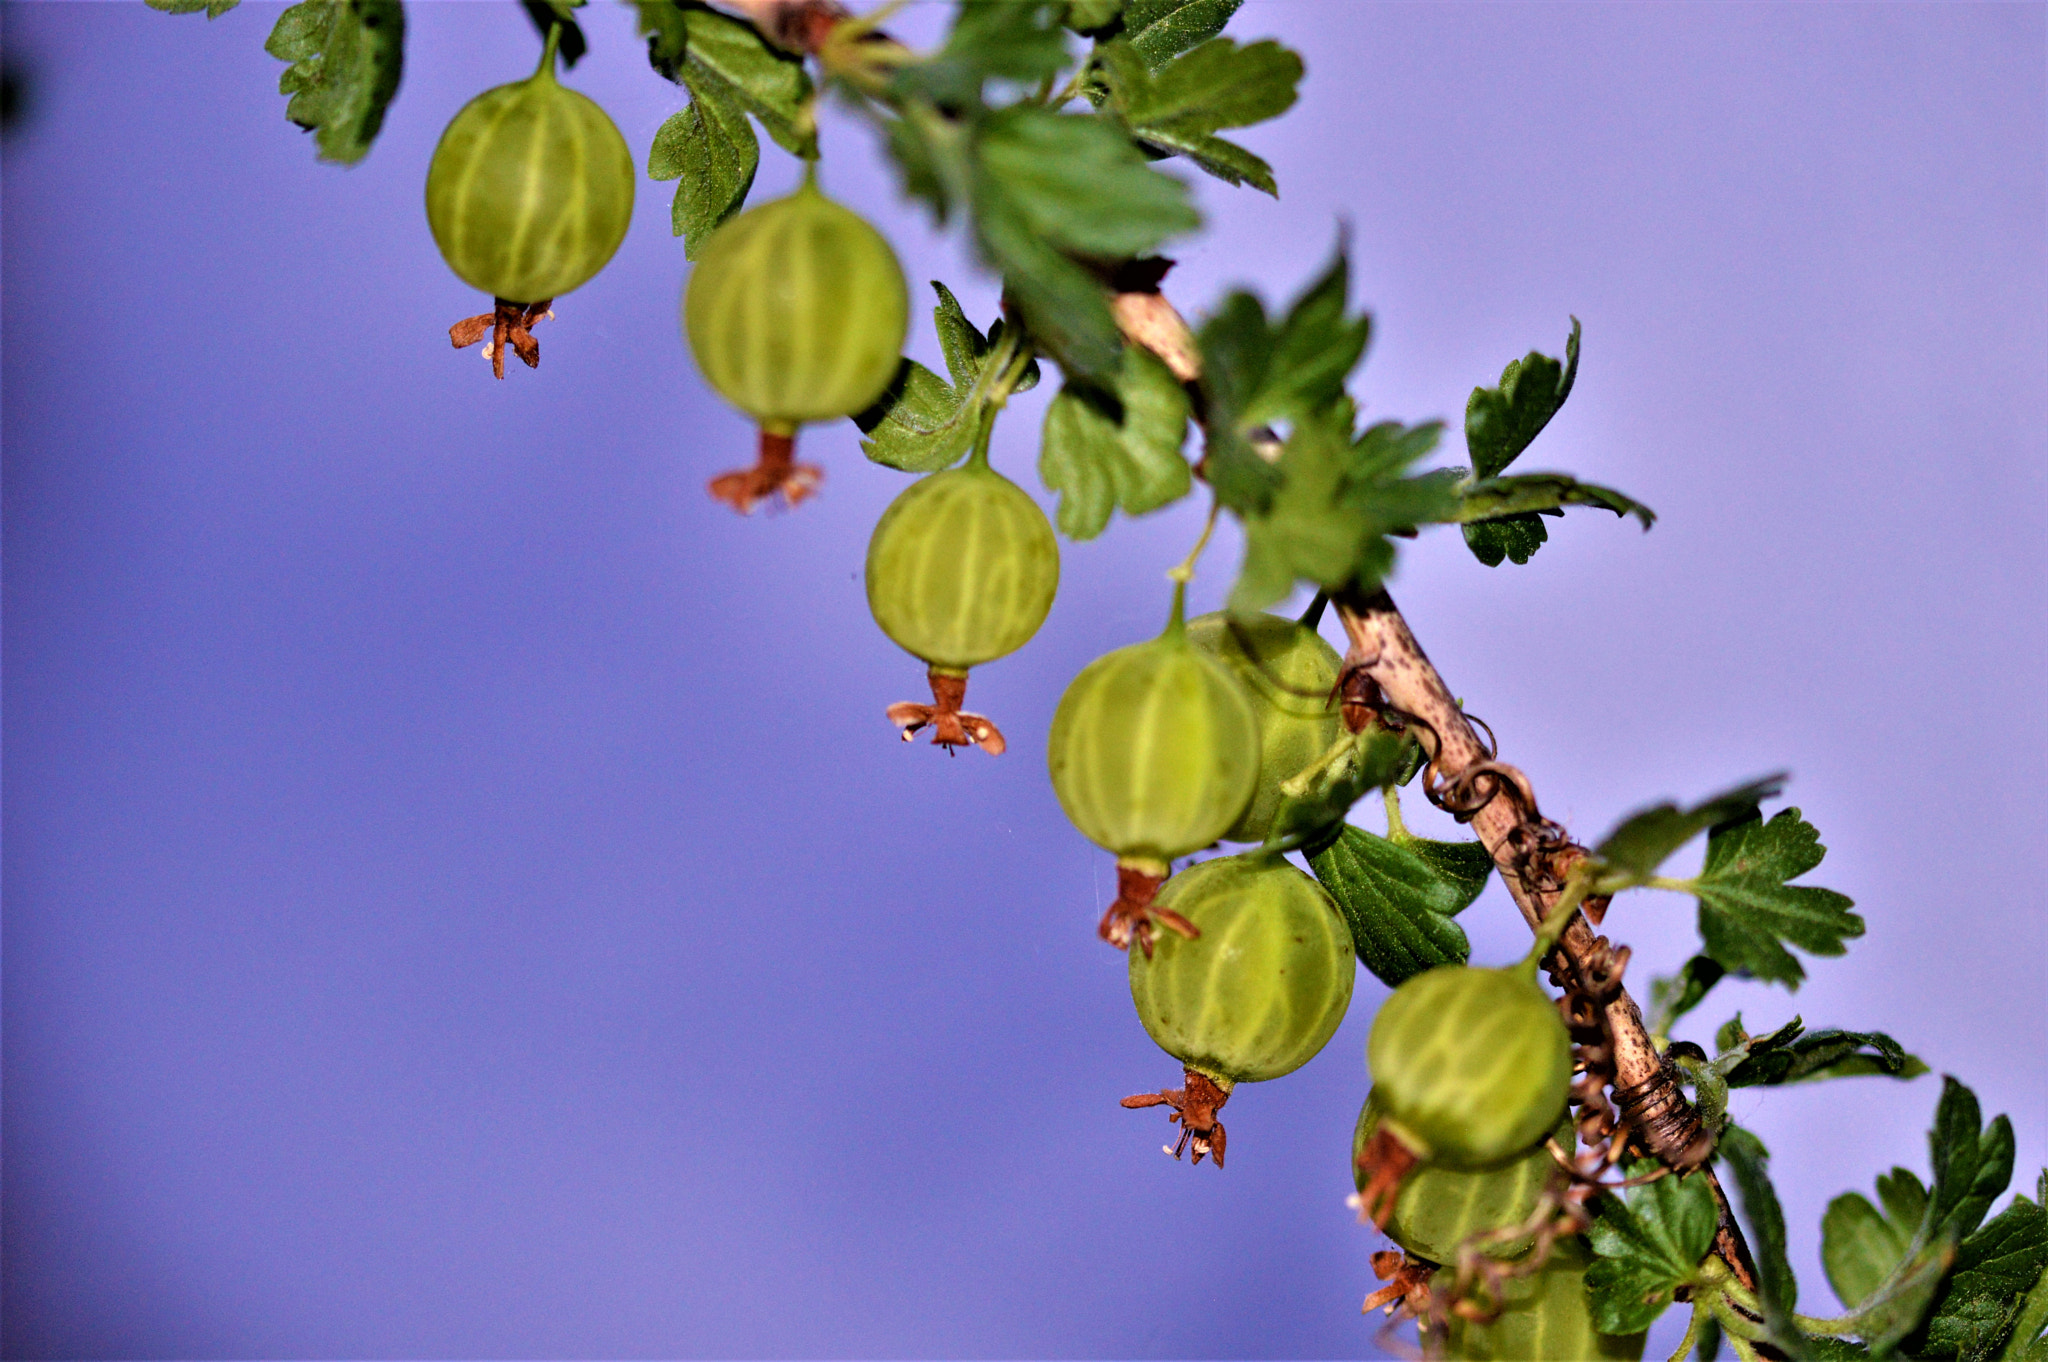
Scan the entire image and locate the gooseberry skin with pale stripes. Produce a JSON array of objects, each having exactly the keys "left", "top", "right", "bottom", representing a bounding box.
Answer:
[
  {"left": 1352, "top": 1093, "right": 1570, "bottom": 1264},
  {"left": 1366, "top": 964, "right": 1571, "bottom": 1168},
  {"left": 1127, "top": 854, "right": 1354, "bottom": 1085},
  {"left": 1188, "top": 611, "right": 1342, "bottom": 844},
  {"left": 1046, "top": 615, "right": 1260, "bottom": 873},
  {"left": 682, "top": 179, "right": 910, "bottom": 434},
  {"left": 865, "top": 463, "right": 1058, "bottom": 674},
  {"left": 1436, "top": 1239, "right": 1647, "bottom": 1360},
  {"left": 424, "top": 54, "right": 634, "bottom": 304}
]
